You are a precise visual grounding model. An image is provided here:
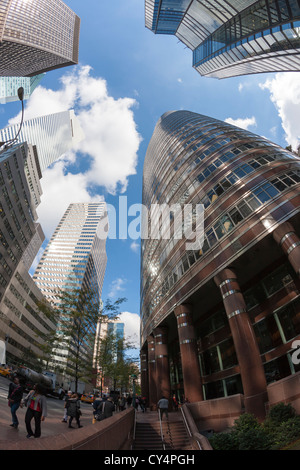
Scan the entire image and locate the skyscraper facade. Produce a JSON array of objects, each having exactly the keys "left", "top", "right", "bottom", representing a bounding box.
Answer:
[
  {"left": 145, "top": 0, "right": 300, "bottom": 78},
  {"left": 33, "top": 203, "right": 108, "bottom": 370},
  {"left": 0, "top": 110, "right": 84, "bottom": 172},
  {"left": 0, "top": 74, "right": 45, "bottom": 104},
  {"left": 0, "top": 0, "right": 80, "bottom": 77},
  {"left": 33, "top": 202, "right": 107, "bottom": 306},
  {"left": 0, "top": 142, "right": 57, "bottom": 365},
  {"left": 140, "top": 110, "right": 300, "bottom": 420},
  {"left": 0, "top": 142, "right": 43, "bottom": 299}
]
